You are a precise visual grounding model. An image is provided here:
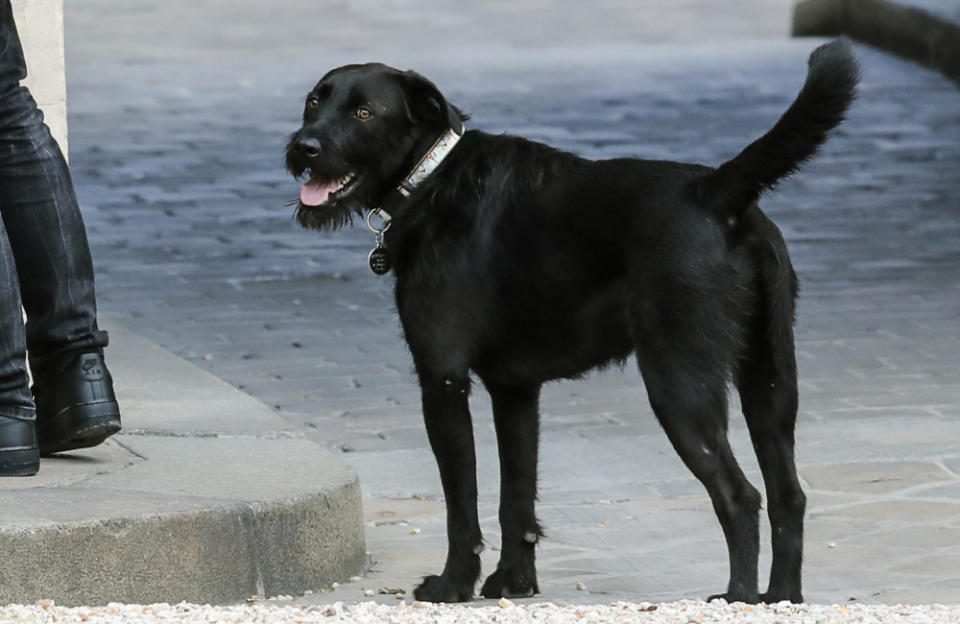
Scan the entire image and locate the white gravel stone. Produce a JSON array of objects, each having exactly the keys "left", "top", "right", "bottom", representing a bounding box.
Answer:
[{"left": 2, "top": 600, "right": 959, "bottom": 623}]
